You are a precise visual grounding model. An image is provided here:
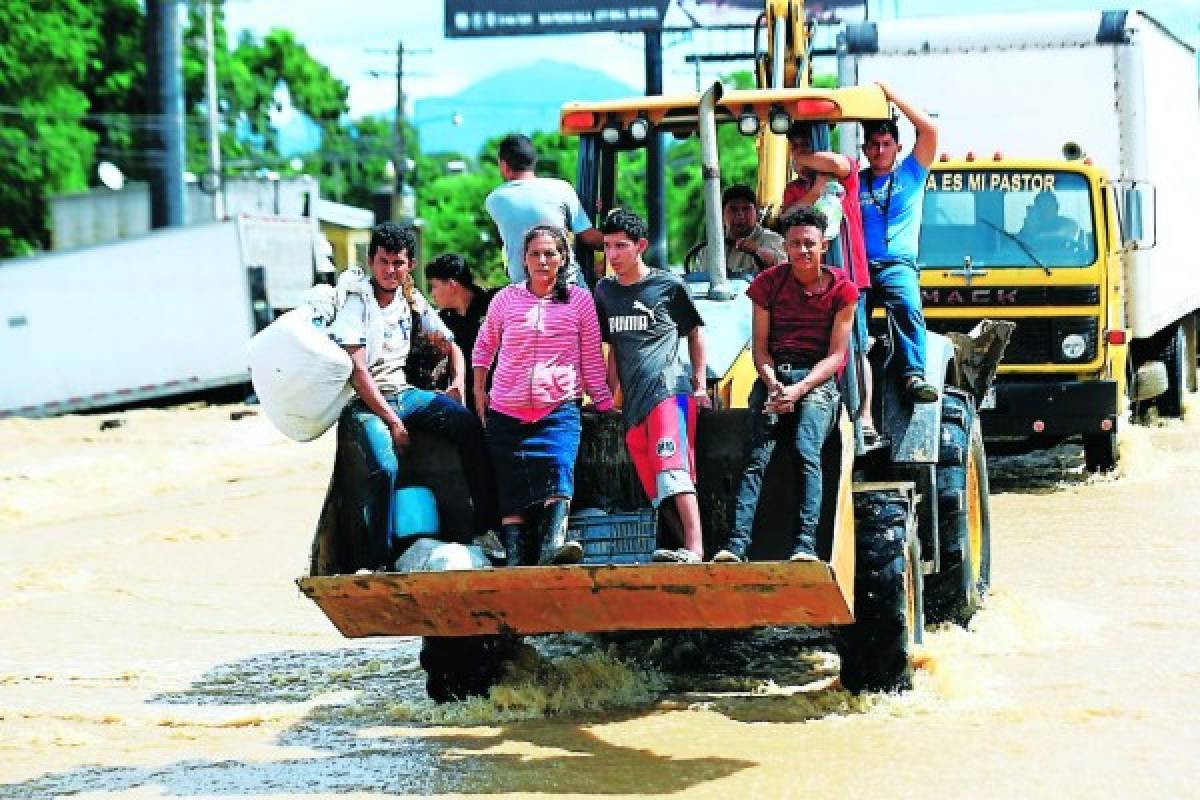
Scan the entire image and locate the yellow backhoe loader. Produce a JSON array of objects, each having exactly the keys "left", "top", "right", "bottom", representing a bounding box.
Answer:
[{"left": 298, "top": 0, "right": 1010, "bottom": 701}]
